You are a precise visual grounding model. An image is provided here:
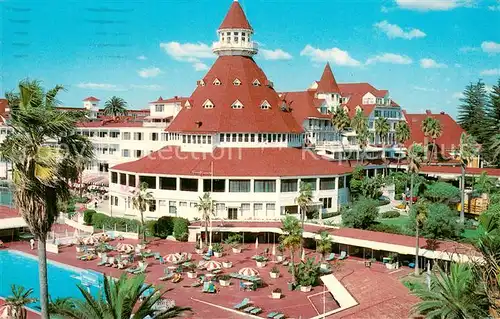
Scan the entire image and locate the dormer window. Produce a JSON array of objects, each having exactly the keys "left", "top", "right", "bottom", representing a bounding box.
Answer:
[
  {"left": 197, "top": 79, "right": 205, "bottom": 87},
  {"left": 355, "top": 106, "right": 362, "bottom": 113},
  {"left": 203, "top": 99, "right": 214, "bottom": 109},
  {"left": 213, "top": 78, "right": 221, "bottom": 86},
  {"left": 231, "top": 100, "right": 243, "bottom": 109},
  {"left": 233, "top": 78, "right": 241, "bottom": 86},
  {"left": 265, "top": 80, "right": 274, "bottom": 88},
  {"left": 260, "top": 100, "right": 271, "bottom": 110},
  {"left": 184, "top": 100, "right": 192, "bottom": 109},
  {"left": 252, "top": 79, "right": 261, "bottom": 86}
]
